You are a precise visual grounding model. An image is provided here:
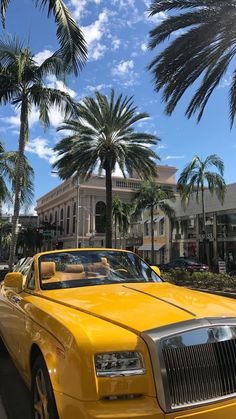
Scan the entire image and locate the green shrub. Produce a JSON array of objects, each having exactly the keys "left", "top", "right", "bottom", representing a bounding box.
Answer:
[{"left": 161, "top": 269, "right": 236, "bottom": 292}]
